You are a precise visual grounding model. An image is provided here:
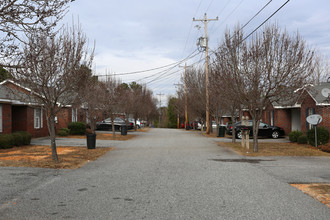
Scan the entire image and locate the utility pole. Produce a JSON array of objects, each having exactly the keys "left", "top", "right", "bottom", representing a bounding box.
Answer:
[
  {"left": 193, "top": 13, "right": 218, "bottom": 134},
  {"left": 157, "top": 93, "right": 164, "bottom": 128}
]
